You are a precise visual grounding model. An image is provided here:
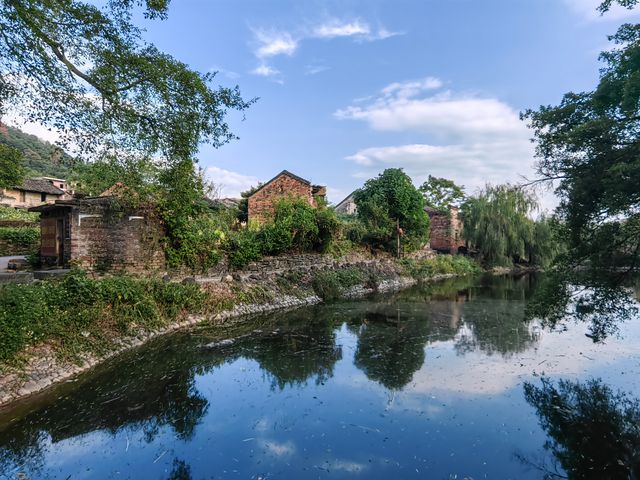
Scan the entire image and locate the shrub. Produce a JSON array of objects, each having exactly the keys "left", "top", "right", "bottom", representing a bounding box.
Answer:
[
  {"left": 312, "top": 267, "right": 366, "bottom": 300},
  {"left": 0, "top": 206, "right": 39, "bottom": 222},
  {"left": 165, "top": 214, "right": 223, "bottom": 271},
  {"left": 401, "top": 255, "right": 481, "bottom": 279},
  {"left": 0, "top": 270, "right": 207, "bottom": 363},
  {"left": 227, "top": 229, "right": 262, "bottom": 269},
  {"left": 0, "top": 226, "right": 40, "bottom": 255}
]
